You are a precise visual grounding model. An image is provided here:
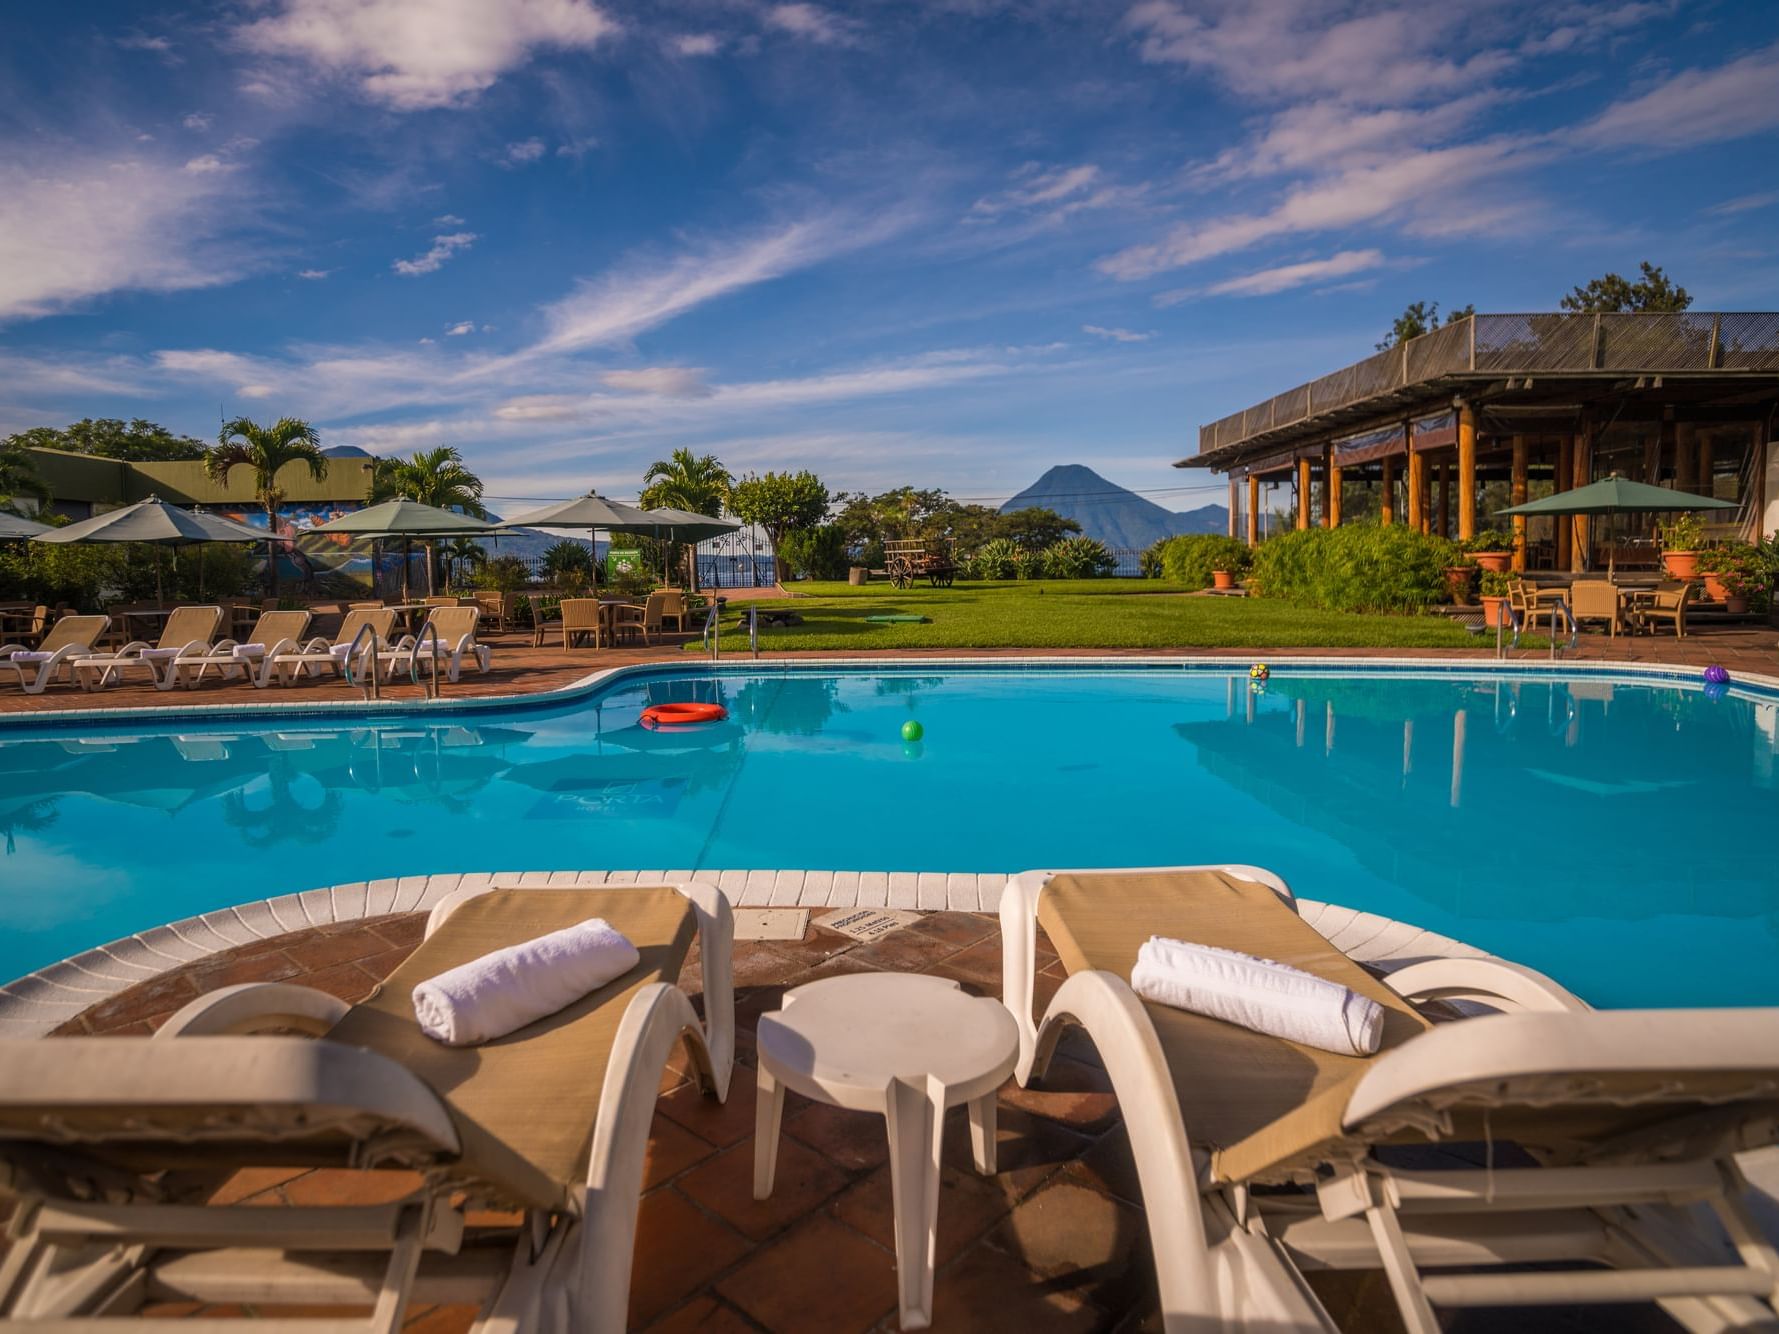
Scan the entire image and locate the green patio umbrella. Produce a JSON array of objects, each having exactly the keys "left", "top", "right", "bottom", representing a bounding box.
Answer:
[
  {"left": 496, "top": 492, "right": 658, "bottom": 588},
  {"left": 641, "top": 507, "right": 741, "bottom": 590},
  {"left": 32, "top": 495, "right": 266, "bottom": 602},
  {"left": 1496, "top": 475, "right": 1737, "bottom": 577},
  {"left": 0, "top": 511, "right": 52, "bottom": 540},
  {"left": 309, "top": 498, "right": 496, "bottom": 601}
]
